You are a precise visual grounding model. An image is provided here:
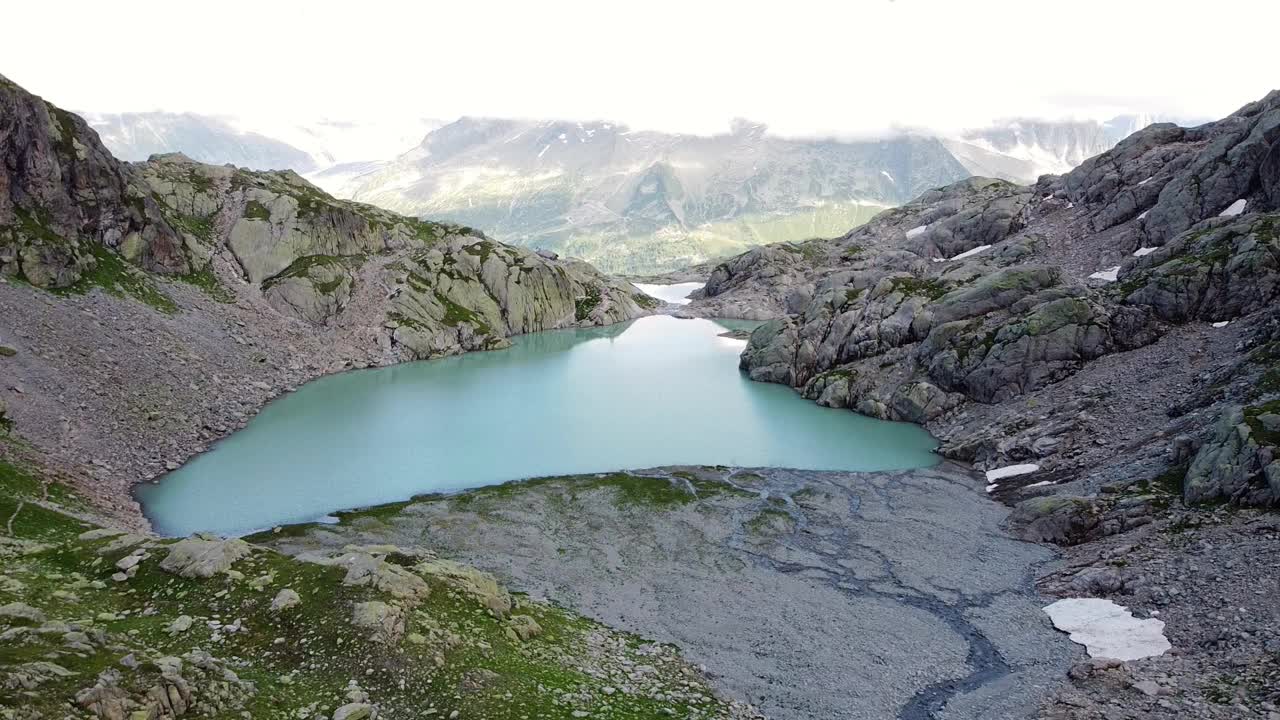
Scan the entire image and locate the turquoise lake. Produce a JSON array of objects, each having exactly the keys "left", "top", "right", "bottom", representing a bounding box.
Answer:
[{"left": 139, "top": 314, "right": 940, "bottom": 536}]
